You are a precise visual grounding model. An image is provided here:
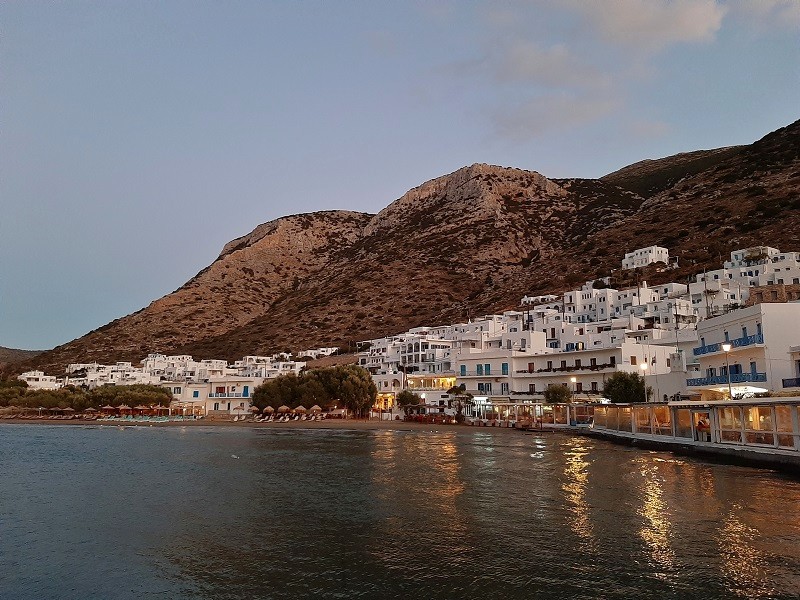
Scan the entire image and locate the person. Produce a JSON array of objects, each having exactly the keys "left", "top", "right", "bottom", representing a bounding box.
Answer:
[{"left": 697, "top": 416, "right": 710, "bottom": 441}]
